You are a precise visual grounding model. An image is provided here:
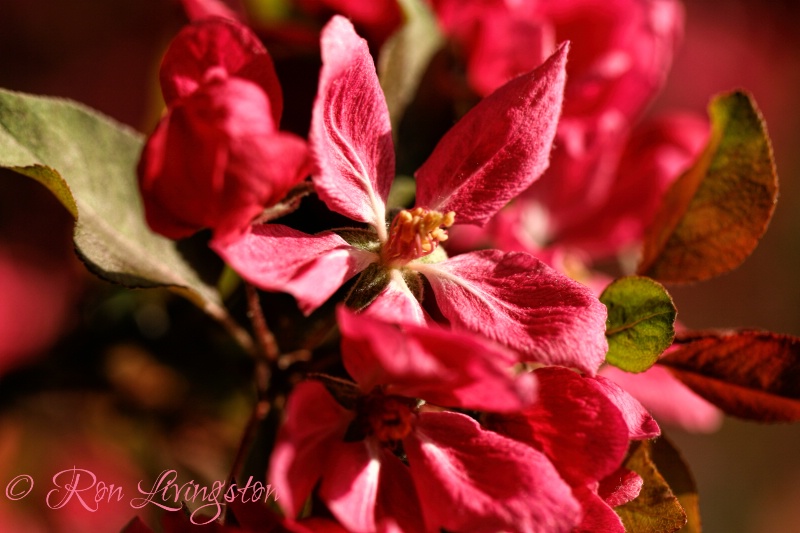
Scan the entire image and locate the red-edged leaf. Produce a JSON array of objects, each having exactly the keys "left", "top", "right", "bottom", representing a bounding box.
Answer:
[
  {"left": 659, "top": 330, "right": 800, "bottom": 422},
  {"left": 414, "top": 43, "right": 568, "bottom": 226},
  {"left": 414, "top": 249, "right": 608, "bottom": 375},
  {"left": 638, "top": 91, "right": 778, "bottom": 282},
  {"left": 311, "top": 16, "right": 395, "bottom": 237},
  {"left": 616, "top": 440, "right": 687, "bottom": 533}
]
